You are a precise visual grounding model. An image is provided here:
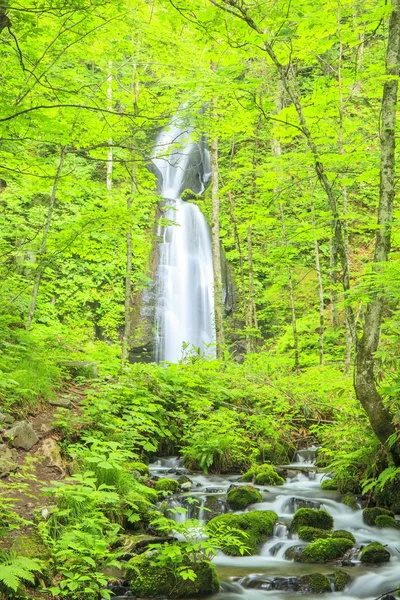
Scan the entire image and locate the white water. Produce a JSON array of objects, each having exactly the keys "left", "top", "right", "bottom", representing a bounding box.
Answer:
[
  {"left": 153, "top": 120, "right": 216, "bottom": 363},
  {"left": 149, "top": 450, "right": 400, "bottom": 600}
]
